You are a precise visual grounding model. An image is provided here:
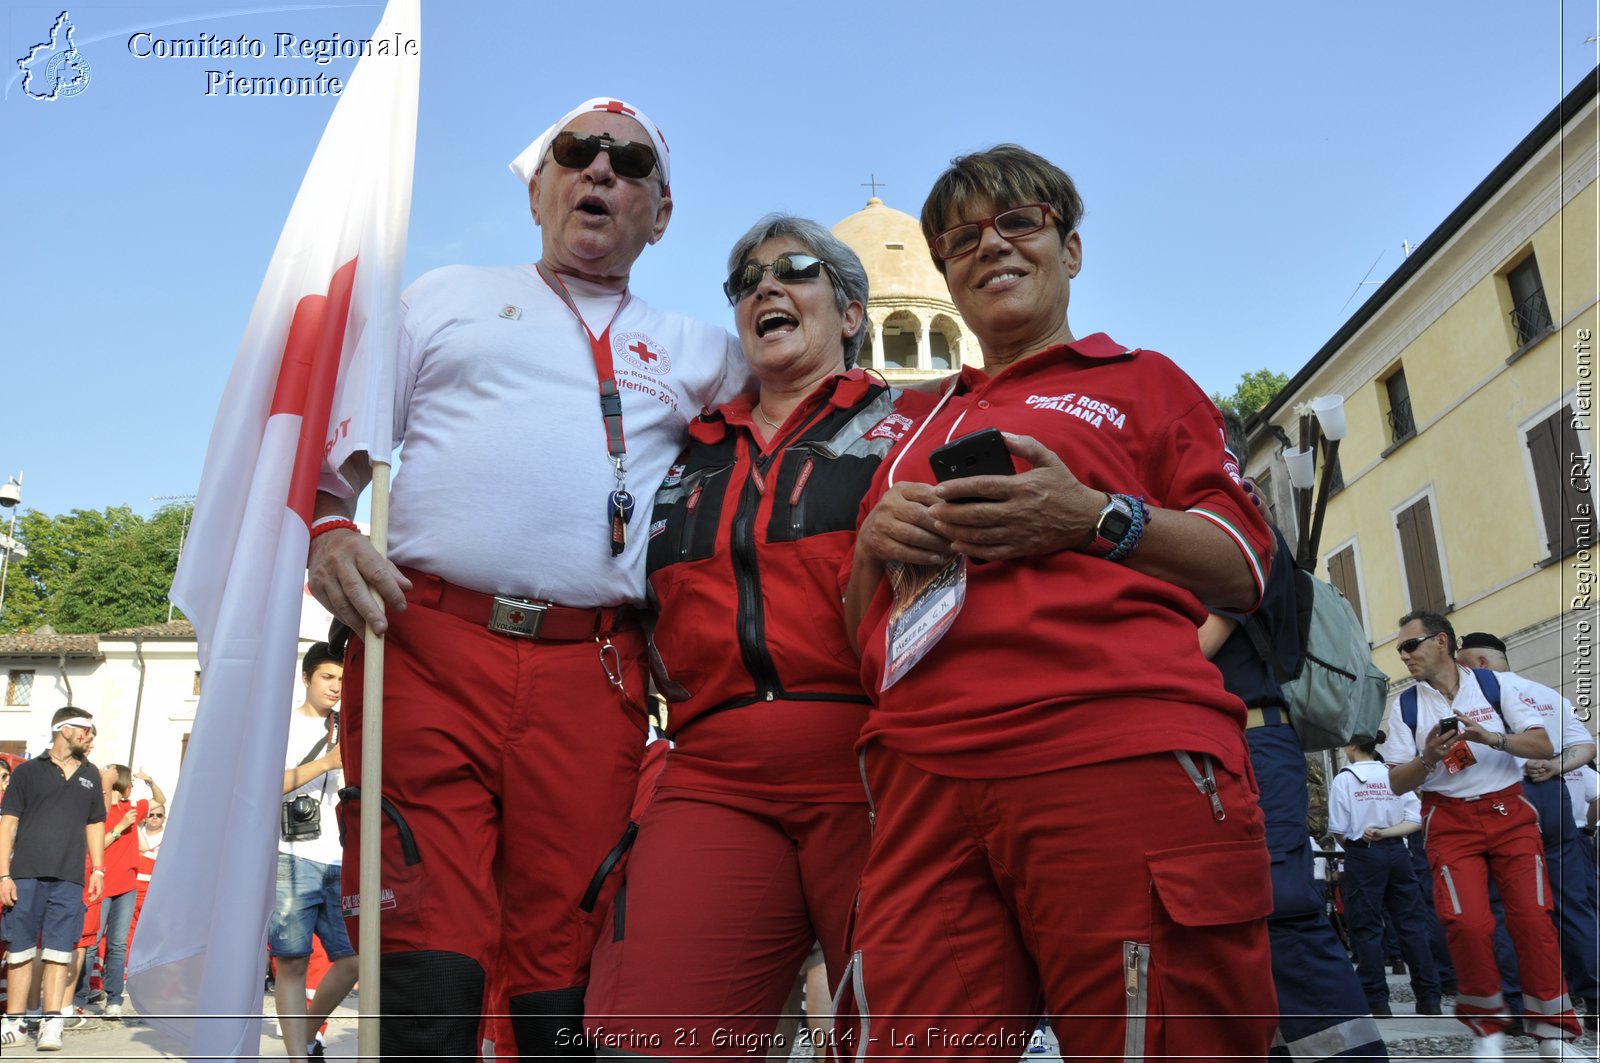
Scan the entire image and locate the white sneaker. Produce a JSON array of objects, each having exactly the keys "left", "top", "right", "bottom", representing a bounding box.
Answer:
[
  {"left": 1, "top": 1016, "right": 24, "bottom": 1047},
  {"left": 1471, "top": 1032, "right": 1505, "bottom": 1059},
  {"left": 61, "top": 1006, "right": 99, "bottom": 1031},
  {"left": 1539, "top": 1039, "right": 1586, "bottom": 1059},
  {"left": 37, "top": 1015, "right": 64, "bottom": 1051},
  {"left": 103, "top": 1002, "right": 124, "bottom": 1019}
]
